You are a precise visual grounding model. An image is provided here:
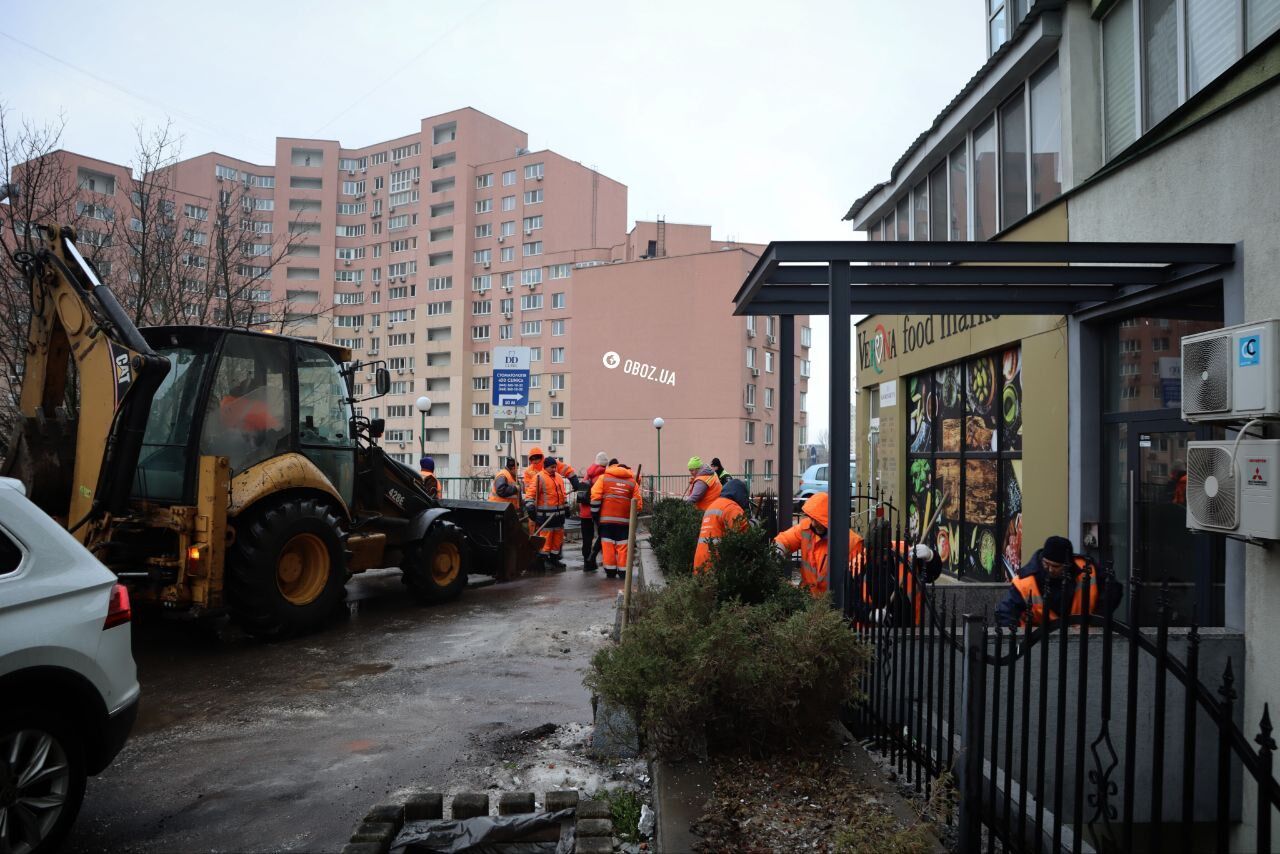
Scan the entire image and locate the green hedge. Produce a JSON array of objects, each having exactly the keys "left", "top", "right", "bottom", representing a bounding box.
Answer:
[{"left": 647, "top": 498, "right": 702, "bottom": 578}]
